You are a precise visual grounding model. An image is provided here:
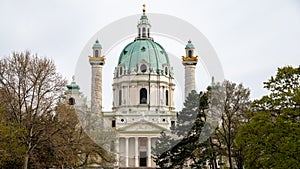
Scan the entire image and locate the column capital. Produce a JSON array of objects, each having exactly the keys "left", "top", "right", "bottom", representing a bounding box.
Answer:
[{"left": 89, "top": 56, "right": 106, "bottom": 65}]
